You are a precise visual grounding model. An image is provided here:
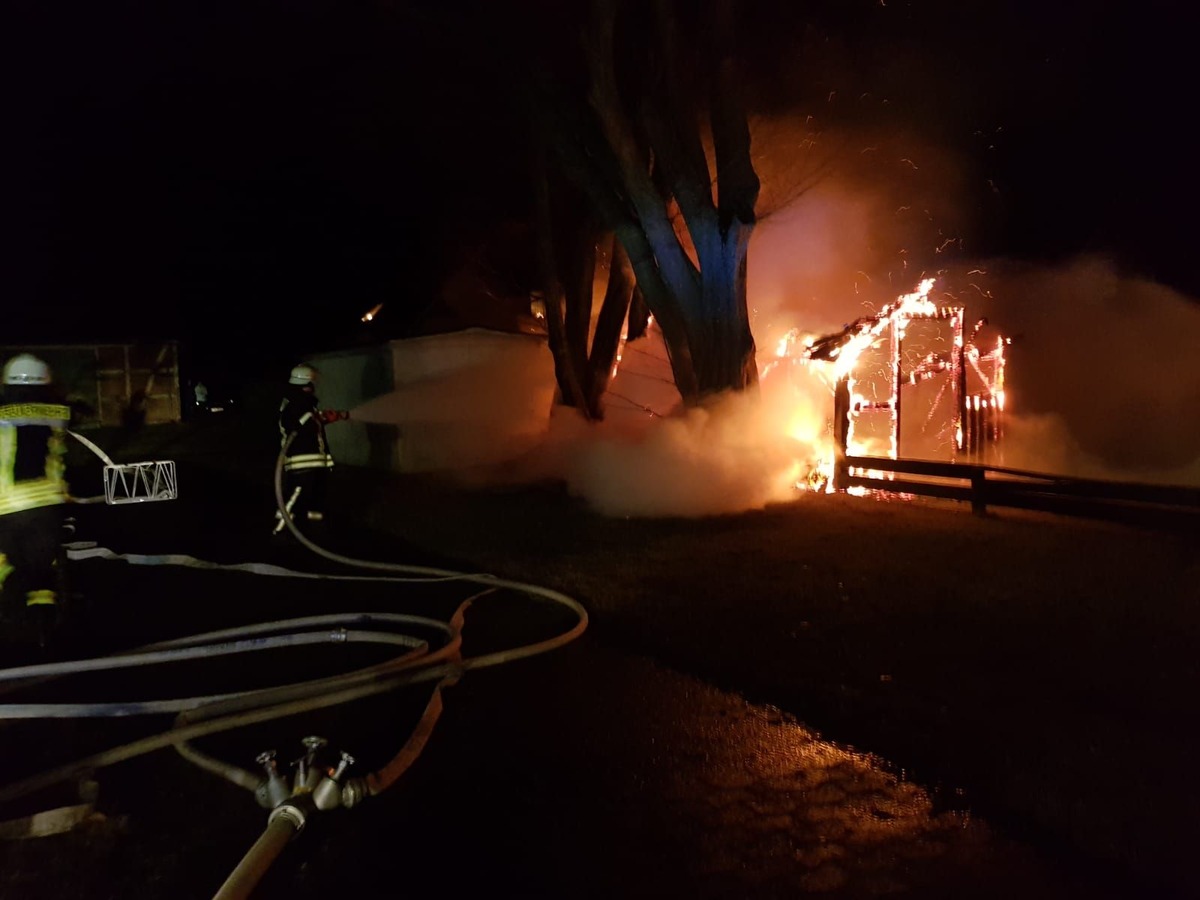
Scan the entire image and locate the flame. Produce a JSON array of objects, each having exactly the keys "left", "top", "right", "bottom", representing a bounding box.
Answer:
[
  {"left": 763, "top": 278, "right": 978, "bottom": 492},
  {"left": 775, "top": 328, "right": 801, "bottom": 359},
  {"left": 824, "top": 278, "right": 936, "bottom": 381},
  {"left": 760, "top": 276, "right": 1010, "bottom": 499}
]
